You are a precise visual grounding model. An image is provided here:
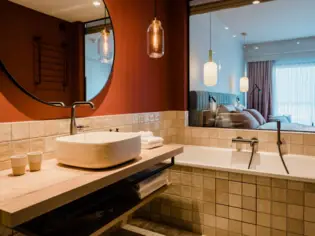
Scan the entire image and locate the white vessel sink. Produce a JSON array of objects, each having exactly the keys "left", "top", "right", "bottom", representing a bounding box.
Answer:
[{"left": 55, "top": 132, "right": 141, "bottom": 169}]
